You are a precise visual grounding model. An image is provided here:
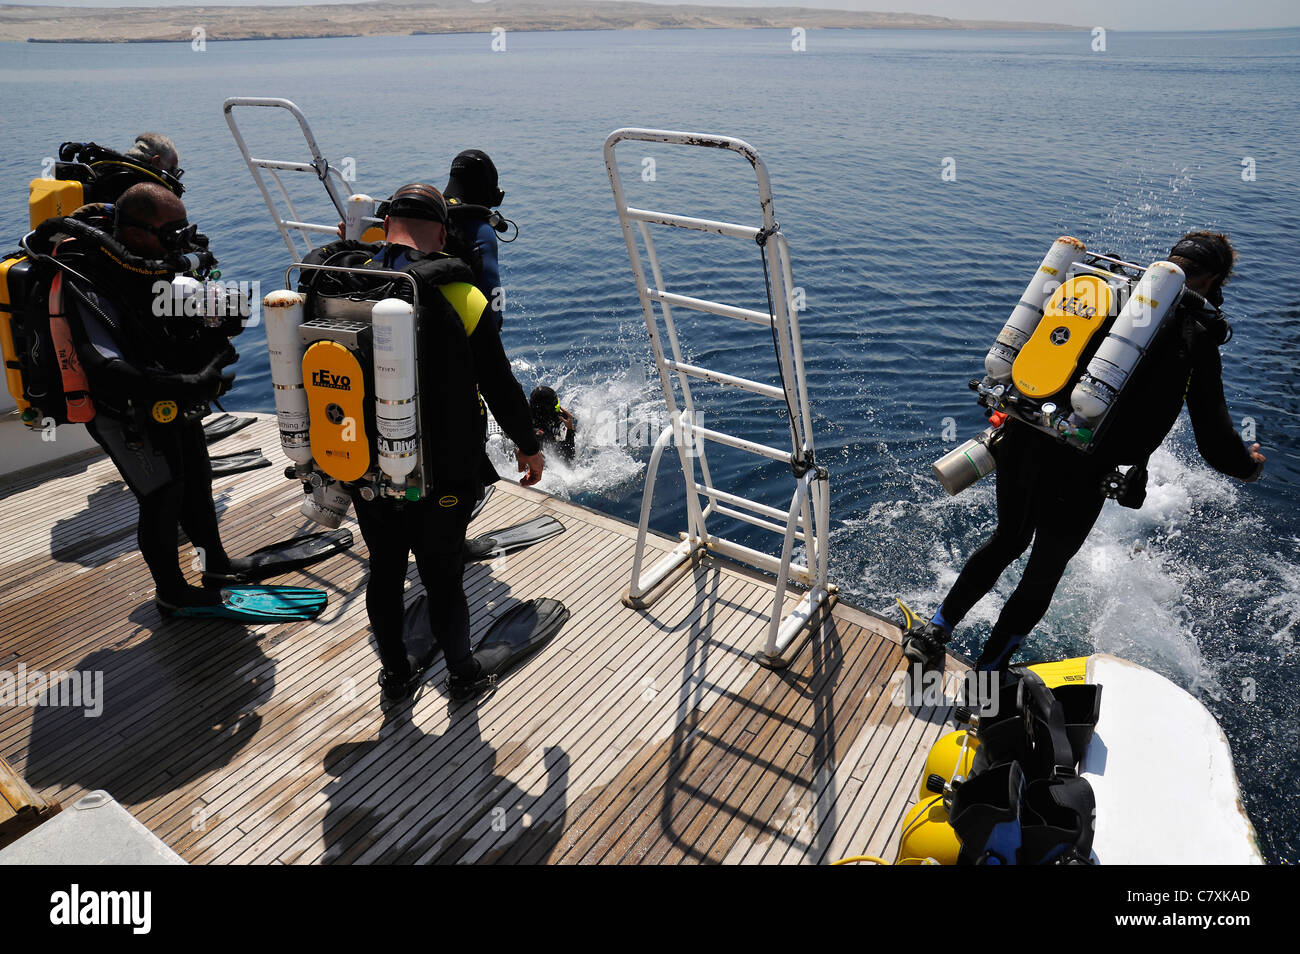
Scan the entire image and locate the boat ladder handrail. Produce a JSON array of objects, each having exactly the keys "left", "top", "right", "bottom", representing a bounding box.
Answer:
[
  {"left": 603, "top": 127, "right": 833, "bottom": 666},
  {"left": 223, "top": 97, "right": 380, "bottom": 260}
]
